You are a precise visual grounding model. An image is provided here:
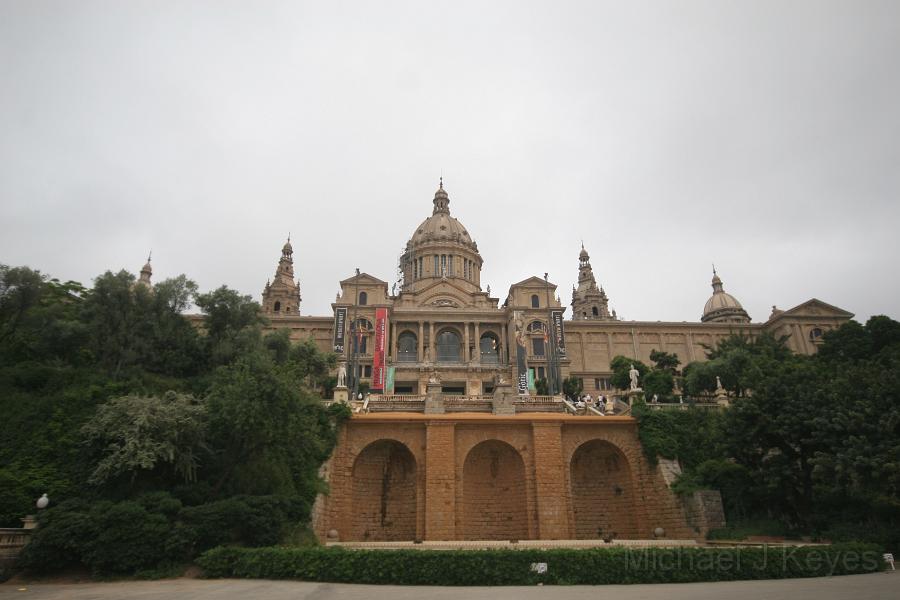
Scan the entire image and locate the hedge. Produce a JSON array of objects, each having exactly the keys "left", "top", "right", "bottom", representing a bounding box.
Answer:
[{"left": 197, "top": 543, "right": 884, "bottom": 585}]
